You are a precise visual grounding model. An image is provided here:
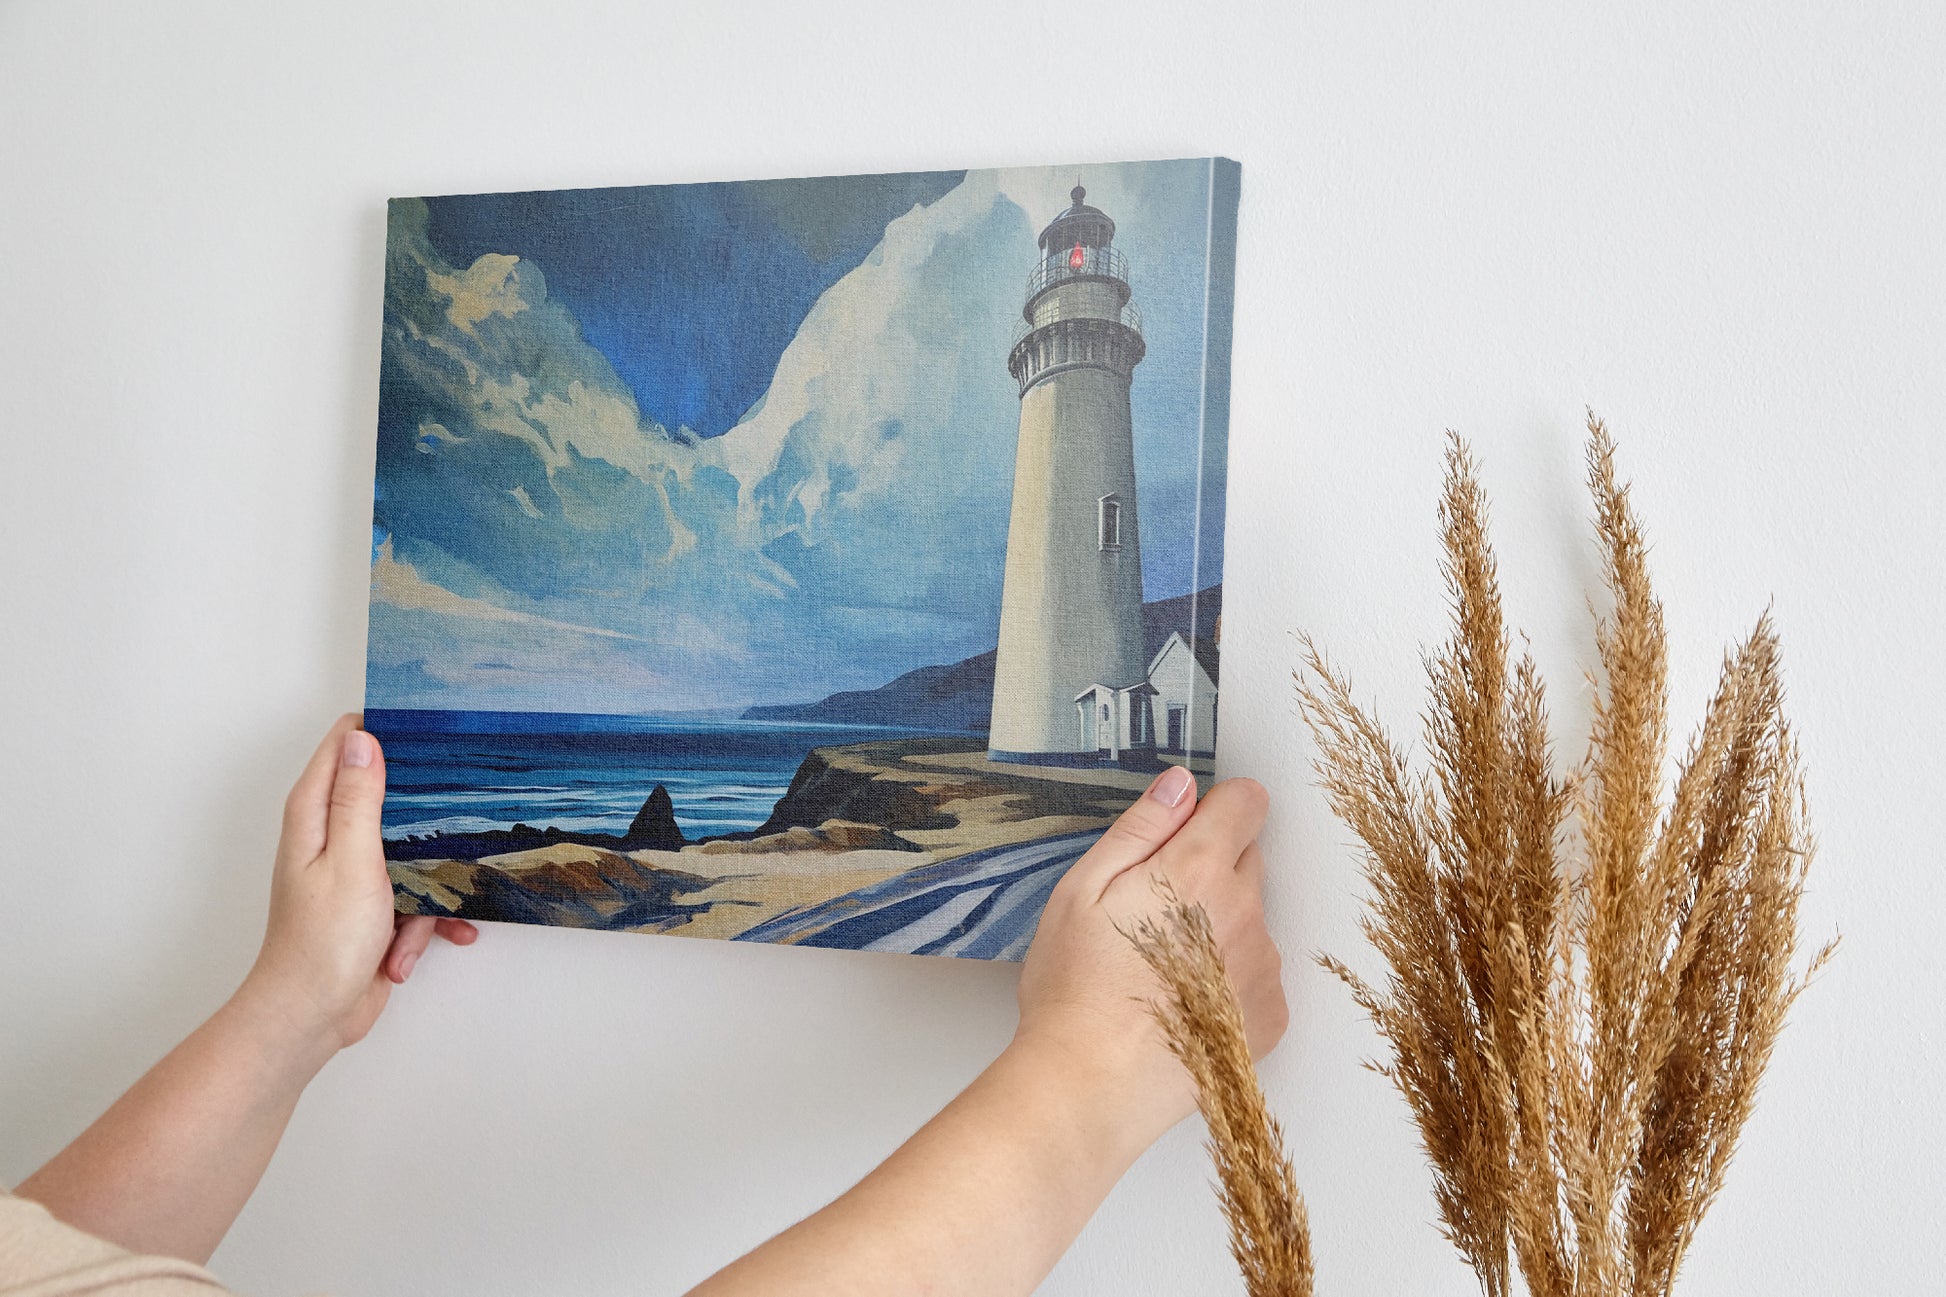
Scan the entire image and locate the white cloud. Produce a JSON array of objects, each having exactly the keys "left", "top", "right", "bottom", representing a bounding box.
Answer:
[
  {"left": 425, "top": 252, "right": 527, "bottom": 334},
  {"left": 371, "top": 537, "right": 645, "bottom": 643},
  {"left": 386, "top": 198, "right": 696, "bottom": 495}
]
